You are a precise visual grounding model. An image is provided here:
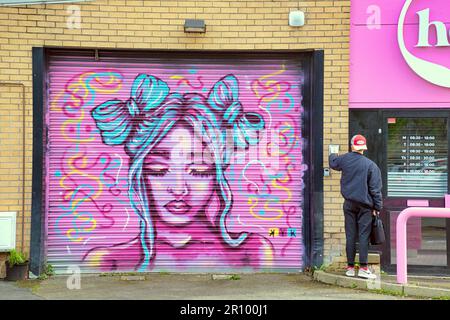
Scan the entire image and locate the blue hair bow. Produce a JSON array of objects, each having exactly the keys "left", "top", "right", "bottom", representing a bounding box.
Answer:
[{"left": 91, "top": 74, "right": 169, "bottom": 146}]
